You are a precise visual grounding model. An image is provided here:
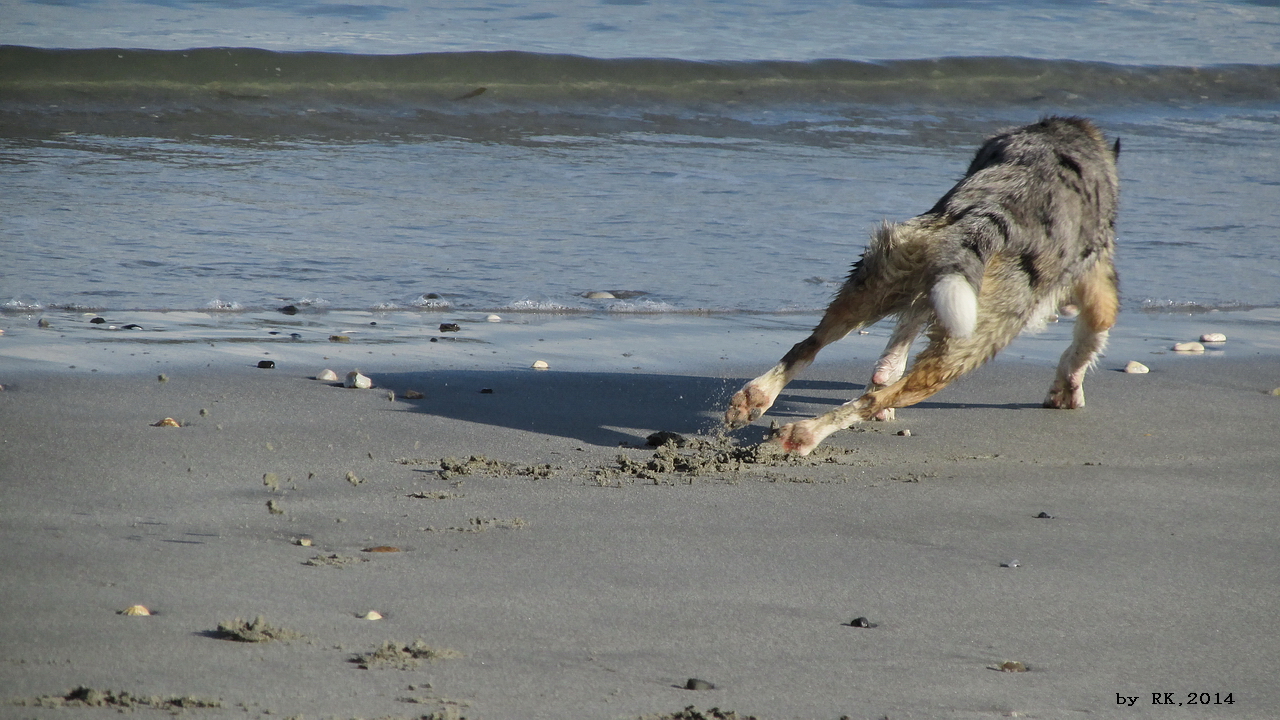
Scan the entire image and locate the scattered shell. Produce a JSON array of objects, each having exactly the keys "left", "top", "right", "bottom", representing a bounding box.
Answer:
[
  {"left": 317, "top": 368, "right": 339, "bottom": 381},
  {"left": 329, "top": 334, "right": 351, "bottom": 343},
  {"left": 358, "top": 610, "right": 383, "bottom": 620},
  {"left": 345, "top": 471, "right": 363, "bottom": 486},
  {"left": 1123, "top": 361, "right": 1150, "bottom": 374},
  {"left": 1271, "top": 387, "right": 1280, "bottom": 397},
  {"left": 404, "top": 389, "right": 424, "bottom": 399},
  {"left": 531, "top": 360, "right": 550, "bottom": 370},
  {"left": 122, "top": 323, "right": 143, "bottom": 330},
  {"left": 362, "top": 545, "right": 402, "bottom": 553},
  {"left": 262, "top": 472, "right": 279, "bottom": 490},
  {"left": 293, "top": 537, "right": 313, "bottom": 547},
  {"left": 486, "top": 314, "right": 502, "bottom": 322},
  {"left": 37, "top": 318, "right": 51, "bottom": 328},
  {"left": 257, "top": 360, "right": 275, "bottom": 369},
  {"left": 199, "top": 408, "right": 209, "bottom": 416},
  {"left": 119, "top": 605, "right": 151, "bottom": 616},
  {"left": 684, "top": 678, "right": 714, "bottom": 691},
  {"left": 439, "top": 322, "right": 461, "bottom": 332},
  {"left": 344, "top": 371, "right": 372, "bottom": 389},
  {"left": 152, "top": 417, "right": 181, "bottom": 427},
  {"left": 266, "top": 499, "right": 284, "bottom": 515},
  {"left": 584, "top": 291, "right": 616, "bottom": 299},
  {"left": 157, "top": 373, "right": 168, "bottom": 382},
  {"left": 1172, "top": 341, "right": 1205, "bottom": 354},
  {"left": 999, "top": 660, "right": 1028, "bottom": 672},
  {"left": 896, "top": 429, "right": 911, "bottom": 437},
  {"left": 1200, "top": 332, "right": 1227, "bottom": 343},
  {"left": 1001, "top": 559, "right": 1020, "bottom": 568}
]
